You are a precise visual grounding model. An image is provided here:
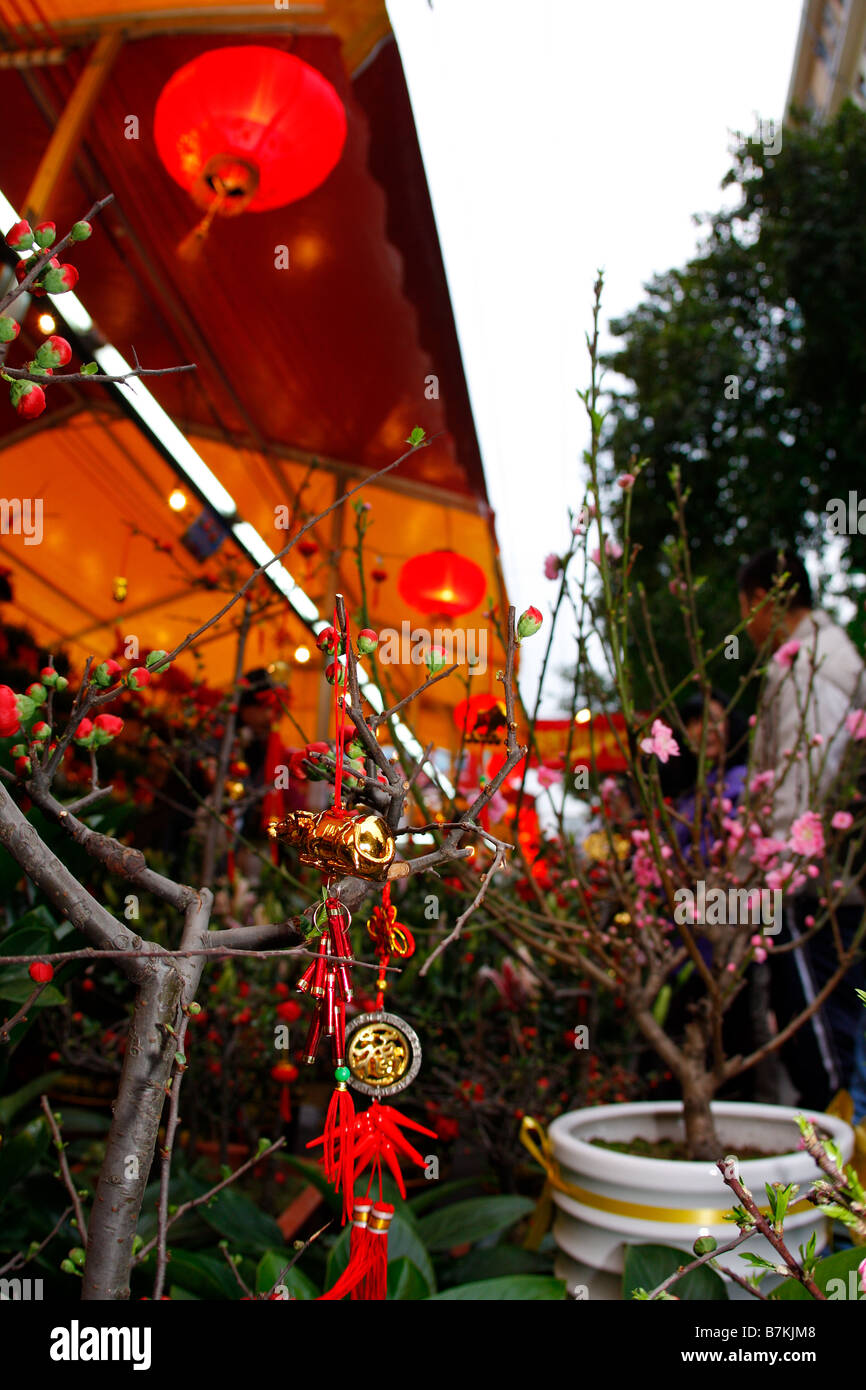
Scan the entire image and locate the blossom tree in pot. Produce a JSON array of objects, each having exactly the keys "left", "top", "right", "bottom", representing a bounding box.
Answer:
[{"left": 414, "top": 278, "right": 866, "bottom": 1287}]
